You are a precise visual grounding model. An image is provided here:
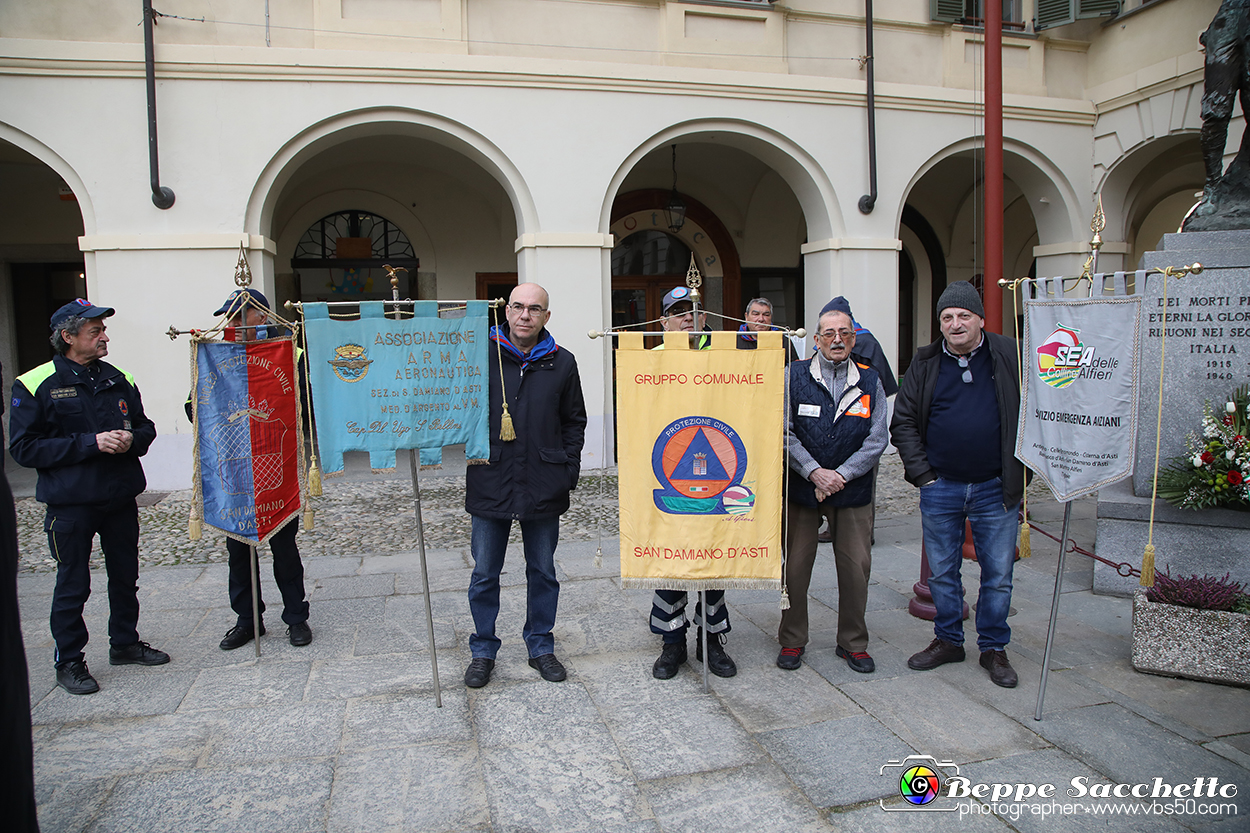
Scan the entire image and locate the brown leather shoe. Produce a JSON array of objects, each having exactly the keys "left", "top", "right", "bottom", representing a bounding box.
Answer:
[
  {"left": 979, "top": 649, "right": 1018, "bottom": 688},
  {"left": 907, "top": 638, "right": 965, "bottom": 670}
]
